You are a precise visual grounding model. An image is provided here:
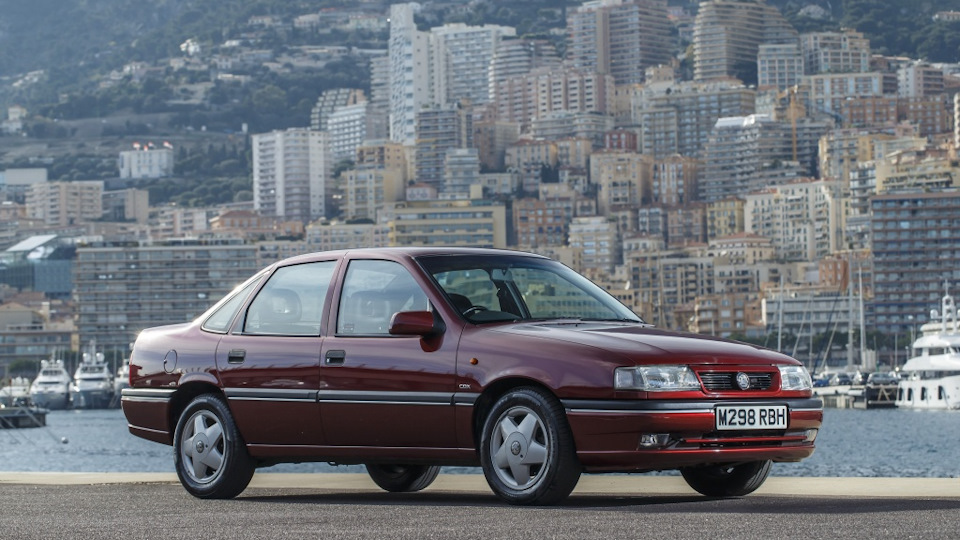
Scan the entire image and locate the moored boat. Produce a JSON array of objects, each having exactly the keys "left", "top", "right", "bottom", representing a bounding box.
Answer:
[
  {"left": 29, "top": 359, "right": 72, "bottom": 410},
  {"left": 71, "top": 353, "right": 114, "bottom": 409},
  {"left": 895, "top": 290, "right": 960, "bottom": 409},
  {"left": 0, "top": 376, "right": 31, "bottom": 407}
]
